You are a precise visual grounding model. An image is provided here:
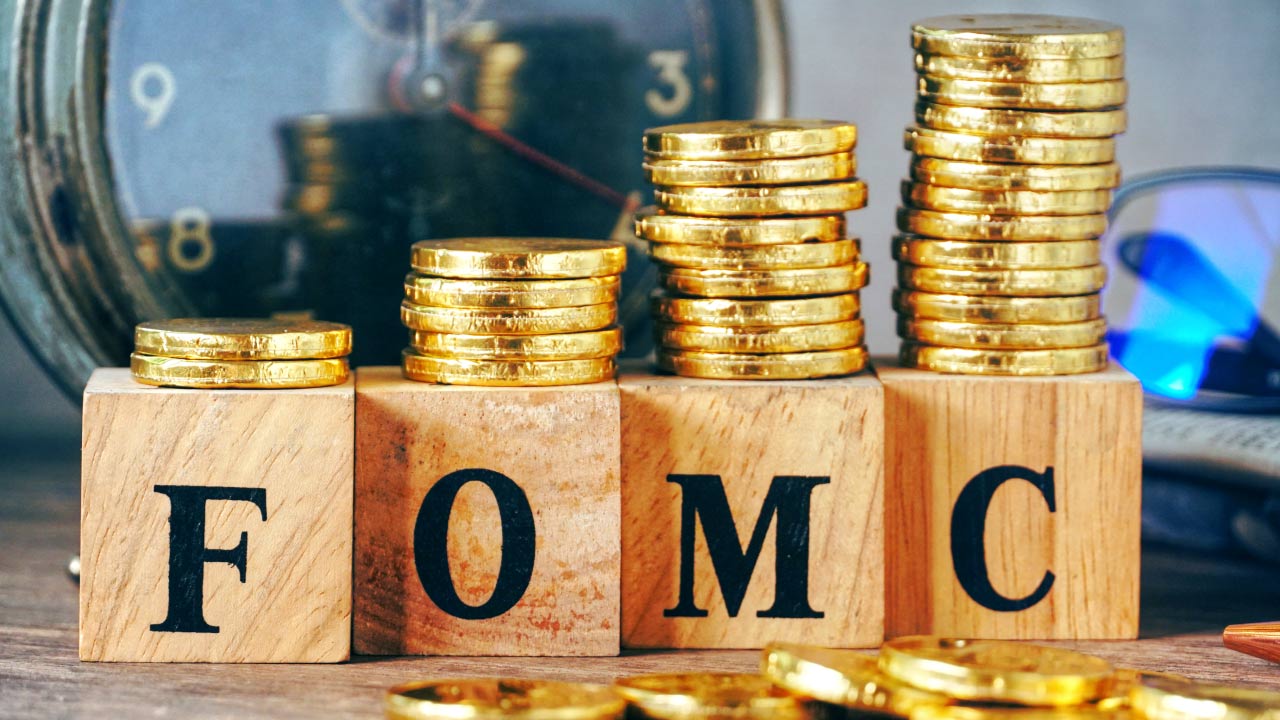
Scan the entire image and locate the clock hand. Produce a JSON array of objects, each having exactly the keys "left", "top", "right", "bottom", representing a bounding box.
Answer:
[{"left": 446, "top": 101, "right": 631, "bottom": 210}]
